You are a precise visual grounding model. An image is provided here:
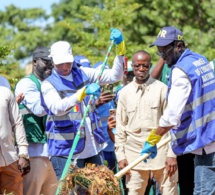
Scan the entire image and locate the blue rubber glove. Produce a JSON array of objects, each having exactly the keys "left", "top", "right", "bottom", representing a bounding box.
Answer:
[
  {"left": 86, "top": 83, "right": 101, "bottom": 97},
  {"left": 109, "top": 28, "right": 126, "bottom": 56},
  {"left": 109, "top": 28, "right": 124, "bottom": 45},
  {"left": 140, "top": 141, "right": 157, "bottom": 163}
]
